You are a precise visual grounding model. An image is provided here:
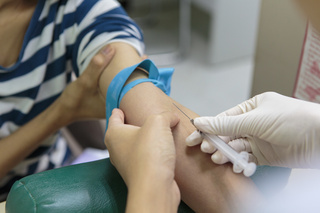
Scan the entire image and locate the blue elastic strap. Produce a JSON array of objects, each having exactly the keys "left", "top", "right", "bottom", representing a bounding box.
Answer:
[{"left": 105, "top": 59, "right": 174, "bottom": 130}]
